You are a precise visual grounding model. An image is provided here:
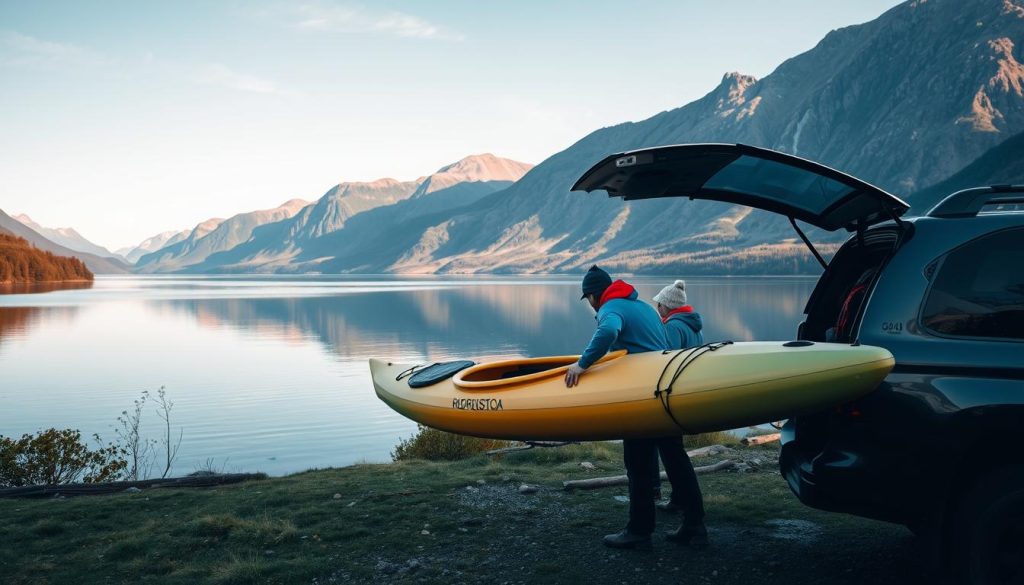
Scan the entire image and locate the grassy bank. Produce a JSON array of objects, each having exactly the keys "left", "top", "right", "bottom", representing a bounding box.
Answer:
[{"left": 0, "top": 442, "right": 921, "bottom": 585}]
